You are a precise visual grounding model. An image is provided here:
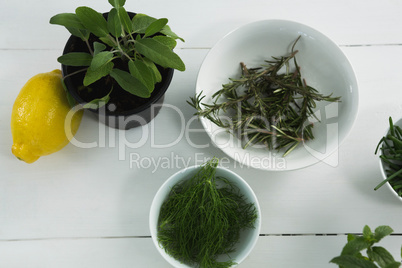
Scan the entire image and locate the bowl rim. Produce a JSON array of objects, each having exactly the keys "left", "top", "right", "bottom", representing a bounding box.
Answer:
[
  {"left": 195, "top": 19, "right": 359, "bottom": 171},
  {"left": 378, "top": 117, "right": 402, "bottom": 202},
  {"left": 149, "top": 164, "right": 262, "bottom": 267}
]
